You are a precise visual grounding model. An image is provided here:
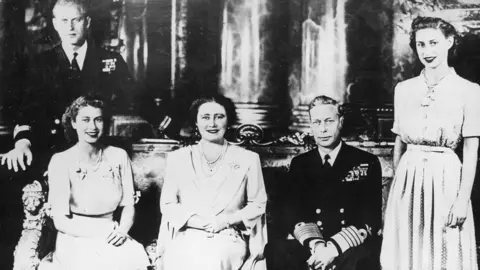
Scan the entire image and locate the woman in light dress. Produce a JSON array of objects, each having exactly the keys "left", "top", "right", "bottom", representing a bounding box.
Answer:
[
  {"left": 381, "top": 16, "right": 480, "bottom": 270},
  {"left": 39, "top": 95, "right": 150, "bottom": 270},
  {"left": 157, "top": 95, "right": 268, "bottom": 270}
]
